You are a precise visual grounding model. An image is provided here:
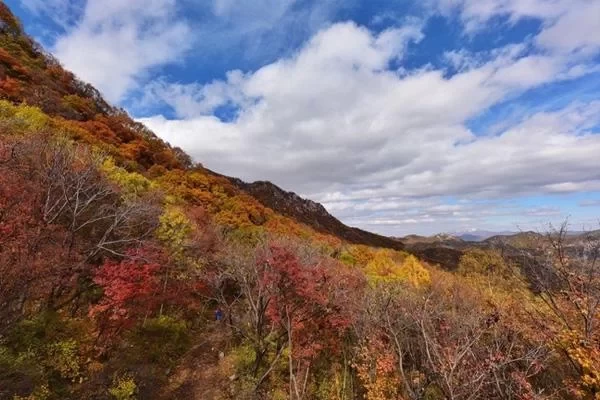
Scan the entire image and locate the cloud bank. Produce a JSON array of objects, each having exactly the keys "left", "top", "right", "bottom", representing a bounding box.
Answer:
[{"left": 17, "top": 0, "right": 600, "bottom": 234}]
